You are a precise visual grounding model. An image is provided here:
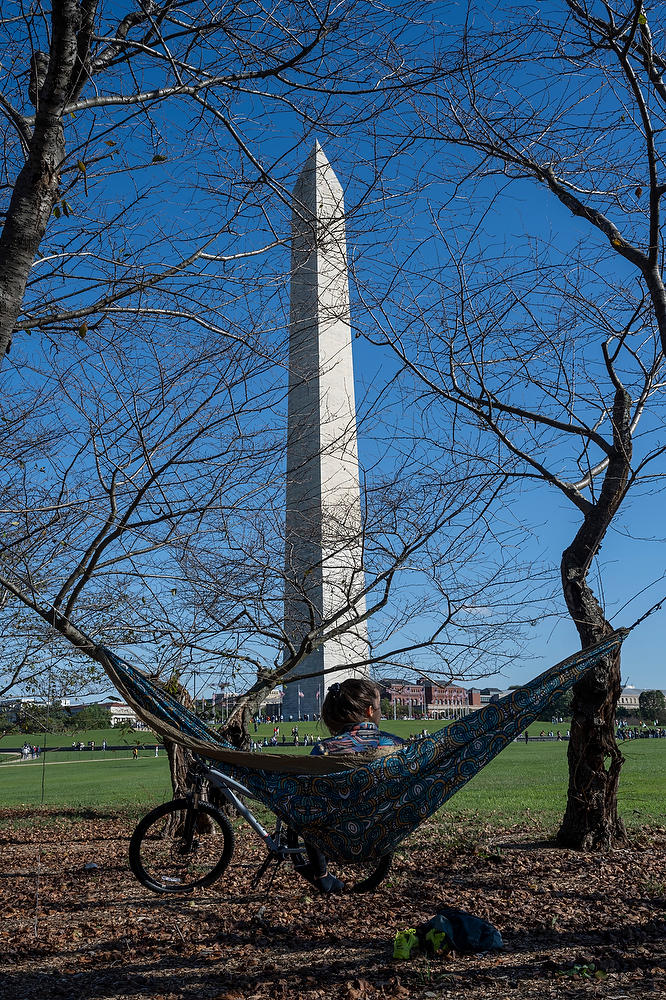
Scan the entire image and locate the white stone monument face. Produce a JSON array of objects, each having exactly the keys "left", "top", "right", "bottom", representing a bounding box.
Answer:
[{"left": 282, "top": 143, "right": 369, "bottom": 721}]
